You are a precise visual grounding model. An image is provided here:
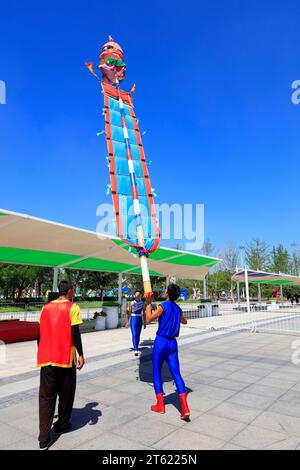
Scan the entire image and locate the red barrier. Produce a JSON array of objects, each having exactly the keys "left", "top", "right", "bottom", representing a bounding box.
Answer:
[{"left": 0, "top": 320, "right": 39, "bottom": 344}]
